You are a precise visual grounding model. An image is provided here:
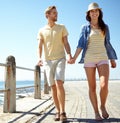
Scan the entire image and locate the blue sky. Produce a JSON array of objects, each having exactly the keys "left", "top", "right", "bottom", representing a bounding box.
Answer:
[{"left": 0, "top": 0, "right": 120, "bottom": 81}]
